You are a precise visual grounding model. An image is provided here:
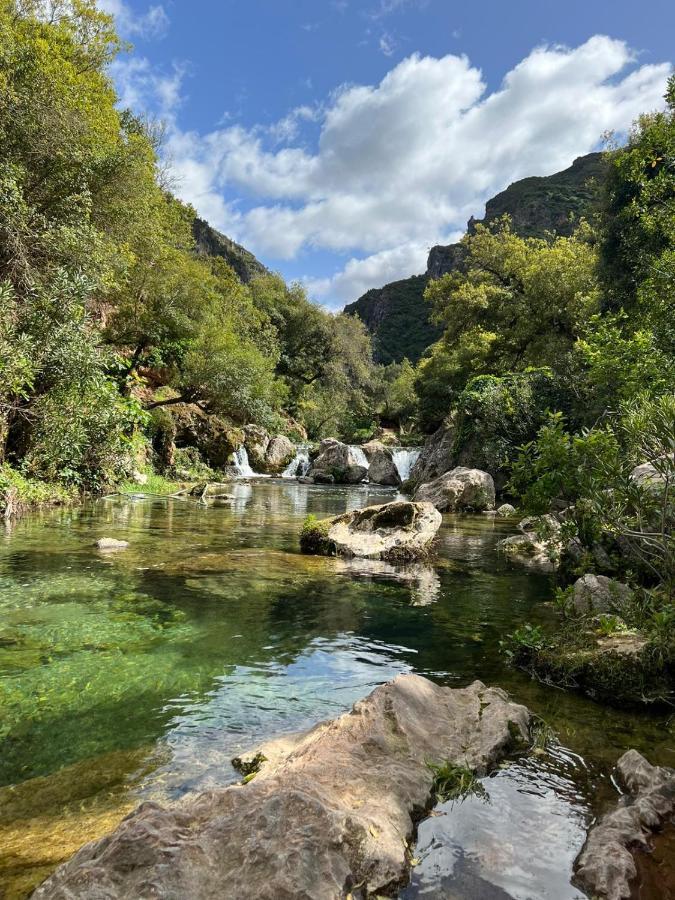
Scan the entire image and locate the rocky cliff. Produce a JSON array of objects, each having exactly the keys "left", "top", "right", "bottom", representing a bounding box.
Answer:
[
  {"left": 193, "top": 217, "right": 269, "bottom": 284},
  {"left": 346, "top": 153, "right": 606, "bottom": 364}
]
